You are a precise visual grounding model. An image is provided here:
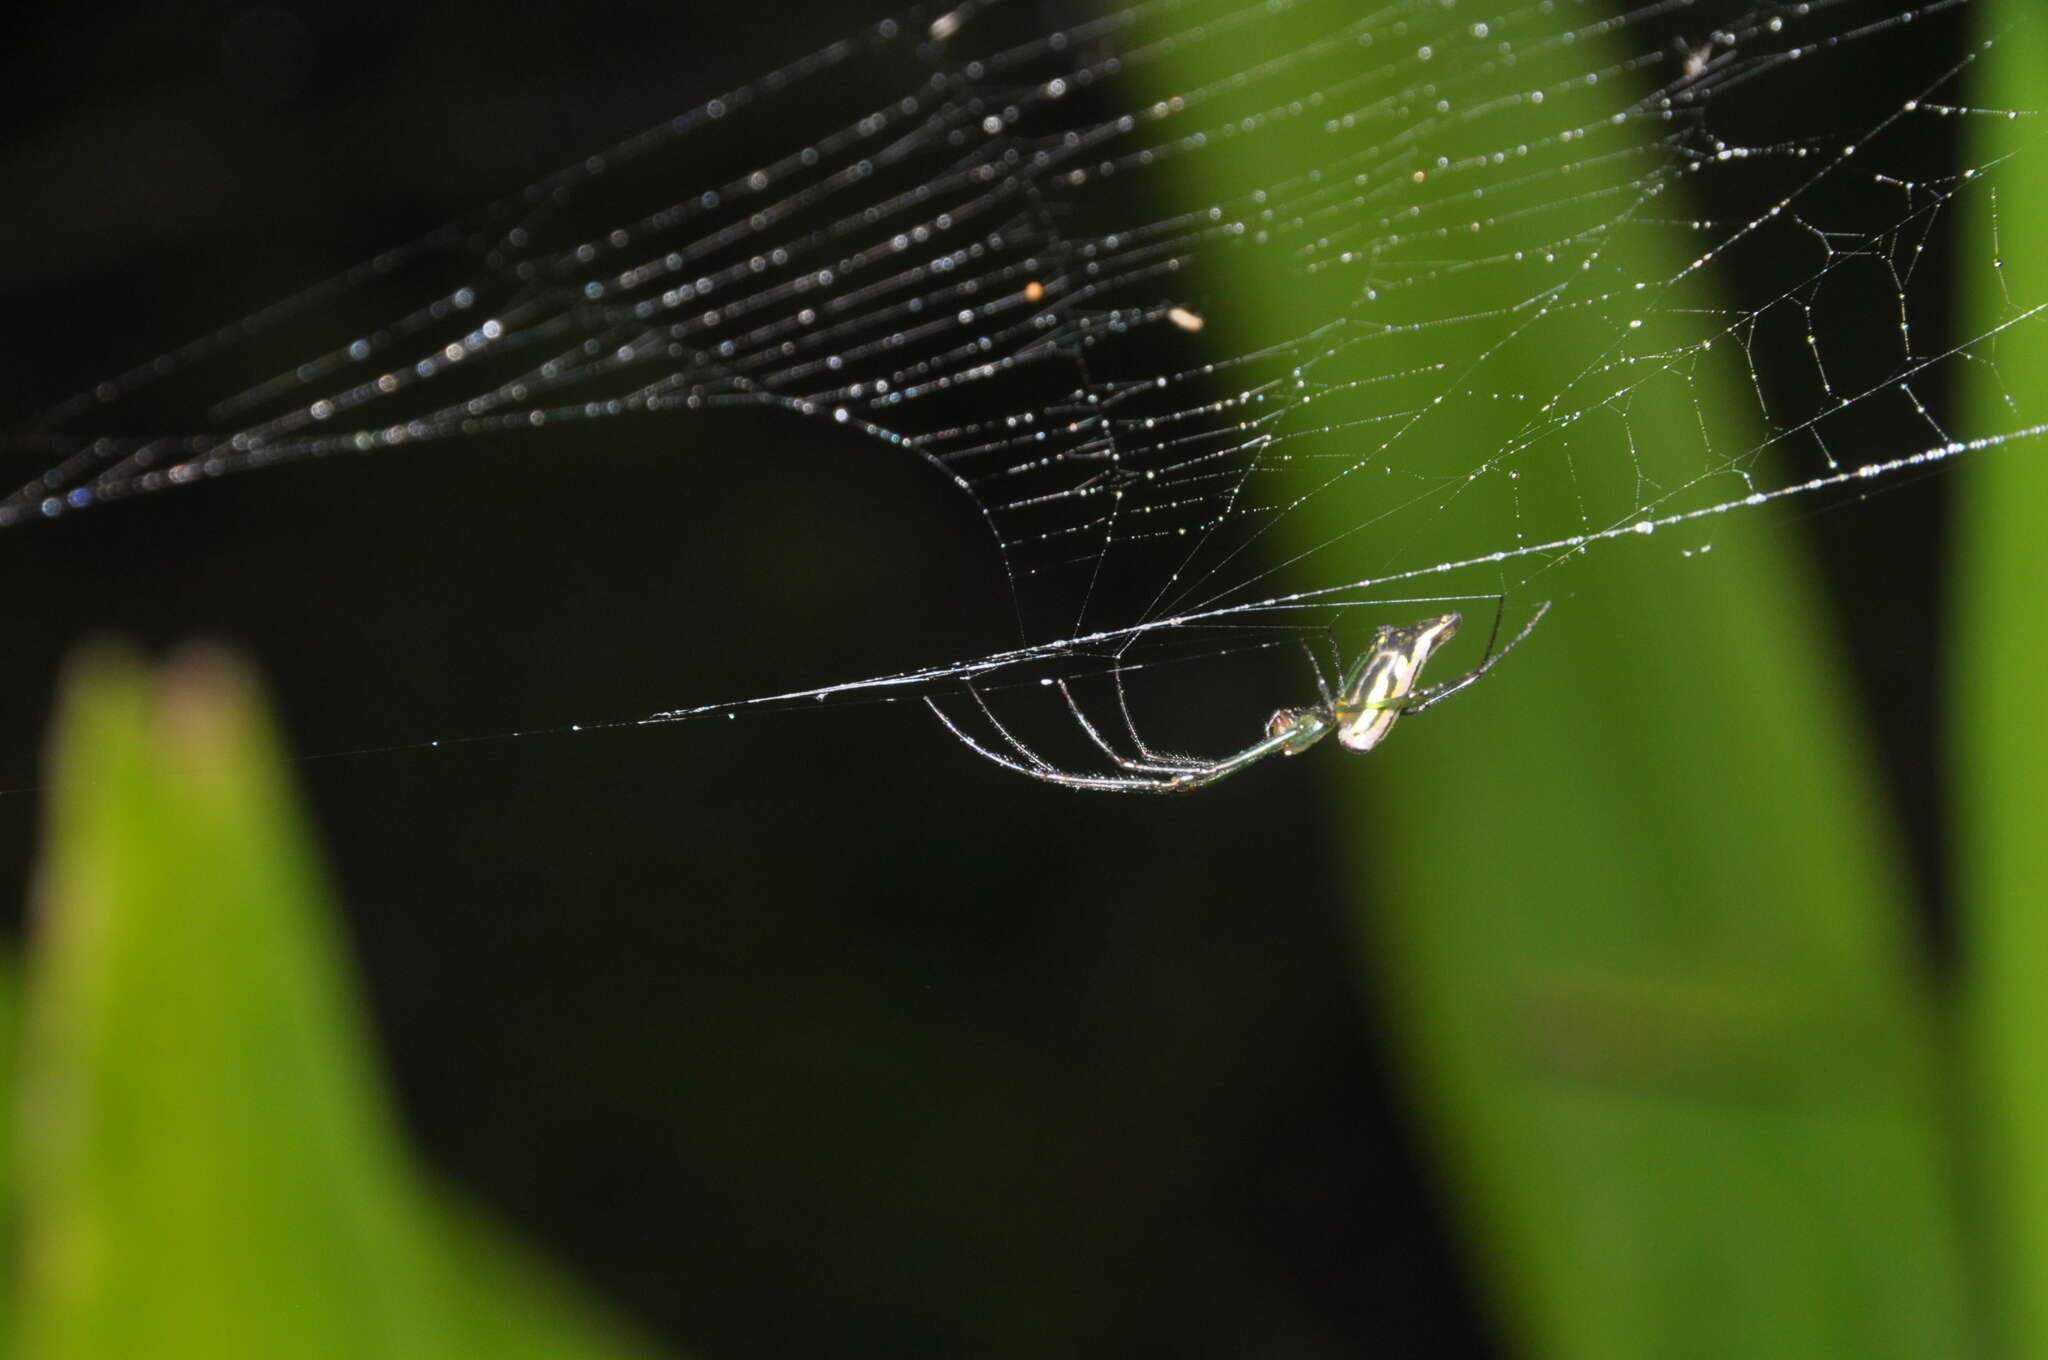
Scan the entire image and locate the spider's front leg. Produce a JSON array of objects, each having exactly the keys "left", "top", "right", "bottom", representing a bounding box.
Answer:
[{"left": 1060, "top": 681, "right": 1209, "bottom": 777}]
